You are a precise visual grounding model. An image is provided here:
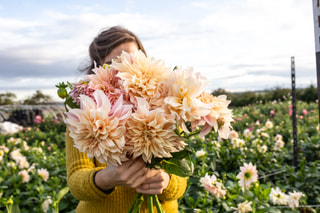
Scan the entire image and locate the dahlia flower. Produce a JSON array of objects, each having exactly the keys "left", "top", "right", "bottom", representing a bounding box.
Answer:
[
  {"left": 200, "top": 173, "right": 227, "bottom": 198},
  {"left": 17, "top": 156, "right": 30, "bottom": 169},
  {"left": 70, "top": 80, "right": 94, "bottom": 105},
  {"left": 112, "top": 50, "right": 171, "bottom": 106},
  {"left": 232, "top": 138, "right": 245, "bottom": 148},
  {"left": 265, "top": 120, "right": 273, "bottom": 129},
  {"left": 195, "top": 149, "right": 206, "bottom": 157},
  {"left": 164, "top": 66, "right": 212, "bottom": 133},
  {"left": 65, "top": 90, "right": 132, "bottom": 165},
  {"left": 18, "top": 170, "right": 30, "bottom": 183},
  {"left": 125, "top": 97, "right": 185, "bottom": 163},
  {"left": 10, "top": 149, "right": 22, "bottom": 162},
  {"left": 287, "top": 190, "right": 304, "bottom": 209},
  {"left": 243, "top": 129, "right": 252, "bottom": 138},
  {"left": 232, "top": 200, "right": 252, "bottom": 213},
  {"left": 196, "top": 92, "right": 233, "bottom": 138},
  {"left": 236, "top": 162, "right": 258, "bottom": 189},
  {"left": 42, "top": 196, "right": 52, "bottom": 213},
  {"left": 269, "top": 187, "right": 288, "bottom": 205},
  {"left": 87, "top": 64, "right": 127, "bottom": 105},
  {"left": 37, "top": 168, "right": 49, "bottom": 182},
  {"left": 228, "top": 130, "right": 239, "bottom": 140},
  {"left": 274, "top": 134, "right": 283, "bottom": 141},
  {"left": 275, "top": 140, "right": 285, "bottom": 149}
]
